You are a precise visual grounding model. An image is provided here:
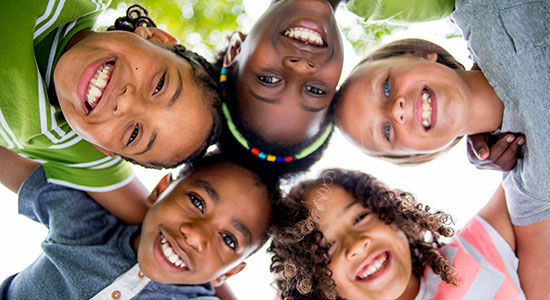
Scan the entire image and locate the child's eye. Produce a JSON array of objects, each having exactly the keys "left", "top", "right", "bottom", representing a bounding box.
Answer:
[
  {"left": 383, "top": 122, "right": 391, "bottom": 142},
  {"left": 353, "top": 212, "right": 370, "bottom": 225},
  {"left": 221, "top": 233, "right": 238, "bottom": 250},
  {"left": 188, "top": 193, "right": 204, "bottom": 213},
  {"left": 307, "top": 85, "right": 326, "bottom": 95},
  {"left": 383, "top": 77, "right": 391, "bottom": 97},
  {"left": 153, "top": 72, "right": 166, "bottom": 95},
  {"left": 258, "top": 75, "right": 281, "bottom": 84},
  {"left": 127, "top": 124, "right": 139, "bottom": 146}
]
